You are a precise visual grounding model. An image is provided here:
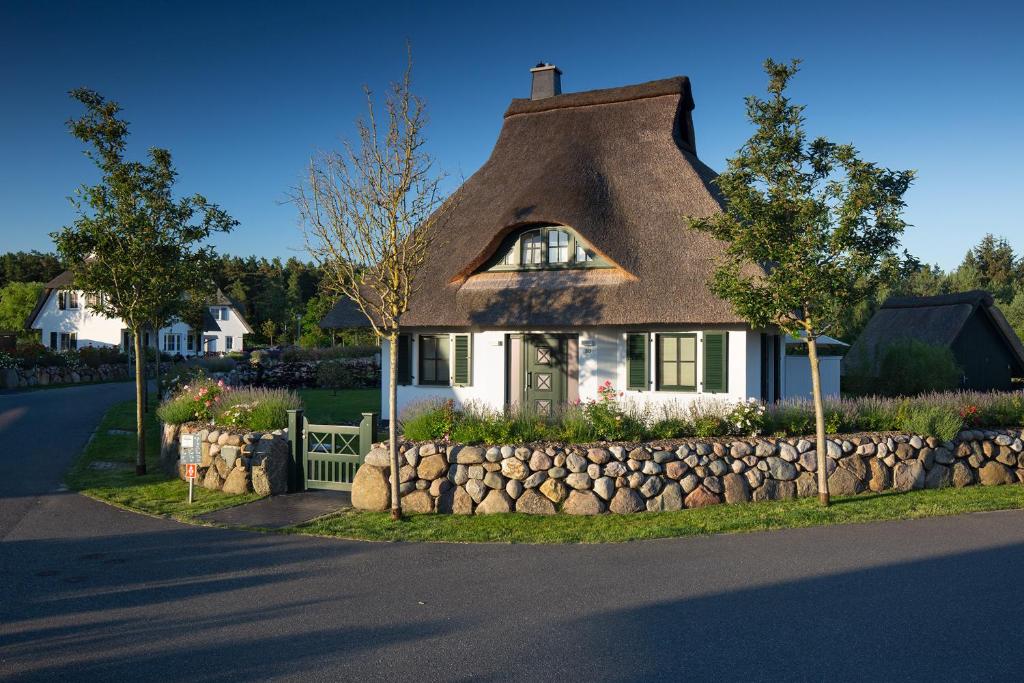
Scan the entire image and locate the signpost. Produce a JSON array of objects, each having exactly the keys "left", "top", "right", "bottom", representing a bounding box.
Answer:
[{"left": 179, "top": 433, "right": 203, "bottom": 504}]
